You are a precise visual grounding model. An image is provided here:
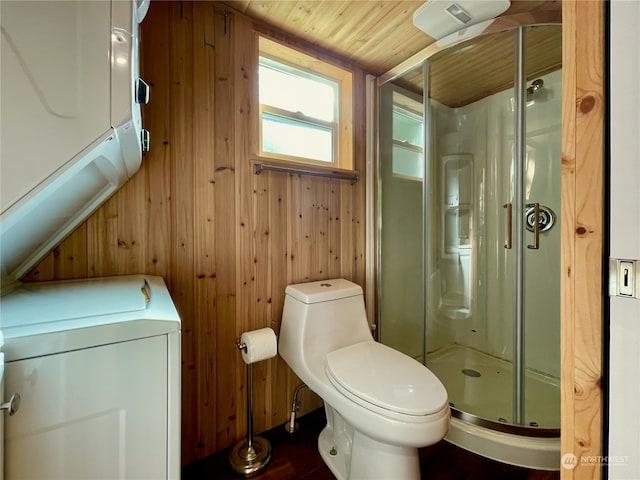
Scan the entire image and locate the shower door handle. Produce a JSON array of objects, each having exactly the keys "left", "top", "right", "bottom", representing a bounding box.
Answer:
[
  {"left": 503, "top": 203, "right": 512, "bottom": 249},
  {"left": 527, "top": 202, "right": 540, "bottom": 250}
]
